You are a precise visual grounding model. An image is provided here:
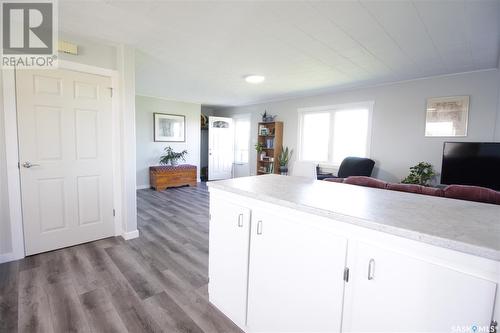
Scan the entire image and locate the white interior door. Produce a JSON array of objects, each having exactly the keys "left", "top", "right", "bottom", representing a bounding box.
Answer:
[
  {"left": 209, "top": 116, "right": 234, "bottom": 180},
  {"left": 16, "top": 68, "right": 115, "bottom": 255}
]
